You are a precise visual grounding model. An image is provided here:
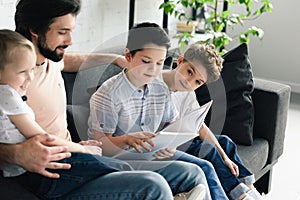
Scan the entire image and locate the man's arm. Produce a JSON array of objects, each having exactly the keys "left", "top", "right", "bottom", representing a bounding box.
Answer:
[
  {"left": 0, "top": 134, "right": 71, "bottom": 179},
  {"left": 63, "top": 53, "right": 127, "bottom": 72}
]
